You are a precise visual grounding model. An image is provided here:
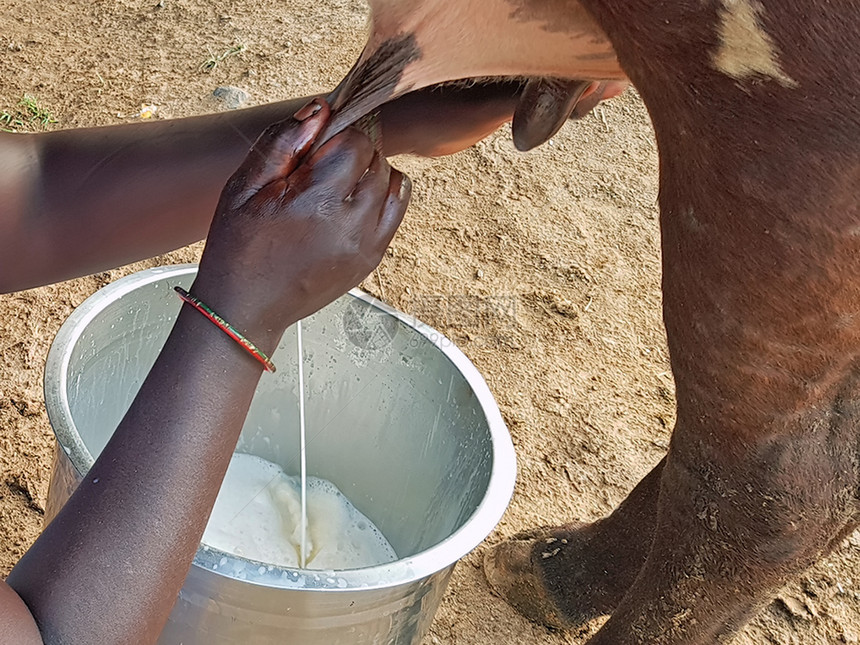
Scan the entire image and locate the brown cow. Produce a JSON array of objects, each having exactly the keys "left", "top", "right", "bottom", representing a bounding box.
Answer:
[{"left": 324, "top": 1, "right": 860, "bottom": 643}]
